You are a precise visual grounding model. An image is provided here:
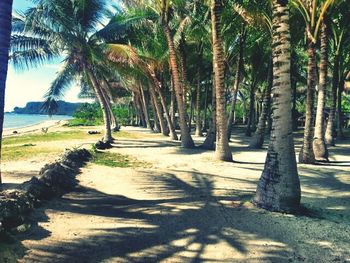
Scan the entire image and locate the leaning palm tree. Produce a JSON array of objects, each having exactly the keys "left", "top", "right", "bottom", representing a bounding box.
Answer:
[
  {"left": 11, "top": 0, "right": 136, "bottom": 143},
  {"left": 0, "top": 0, "right": 14, "bottom": 184},
  {"left": 253, "top": 0, "right": 301, "bottom": 212},
  {"left": 210, "top": 0, "right": 232, "bottom": 161}
]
